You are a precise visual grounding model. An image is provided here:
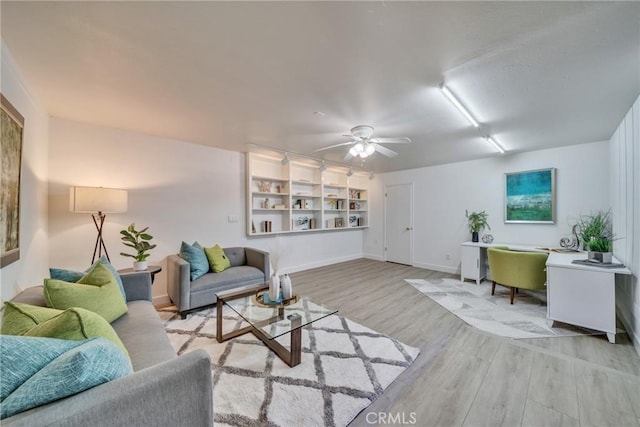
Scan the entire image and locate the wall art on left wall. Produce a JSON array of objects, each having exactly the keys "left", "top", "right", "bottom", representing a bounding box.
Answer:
[{"left": 0, "top": 94, "right": 24, "bottom": 268}]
